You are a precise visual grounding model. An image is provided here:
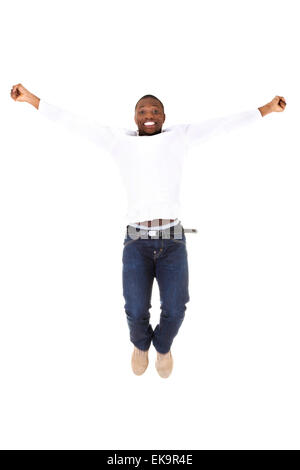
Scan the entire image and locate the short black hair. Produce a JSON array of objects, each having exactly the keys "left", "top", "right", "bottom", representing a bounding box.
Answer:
[{"left": 135, "top": 94, "right": 164, "bottom": 113}]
